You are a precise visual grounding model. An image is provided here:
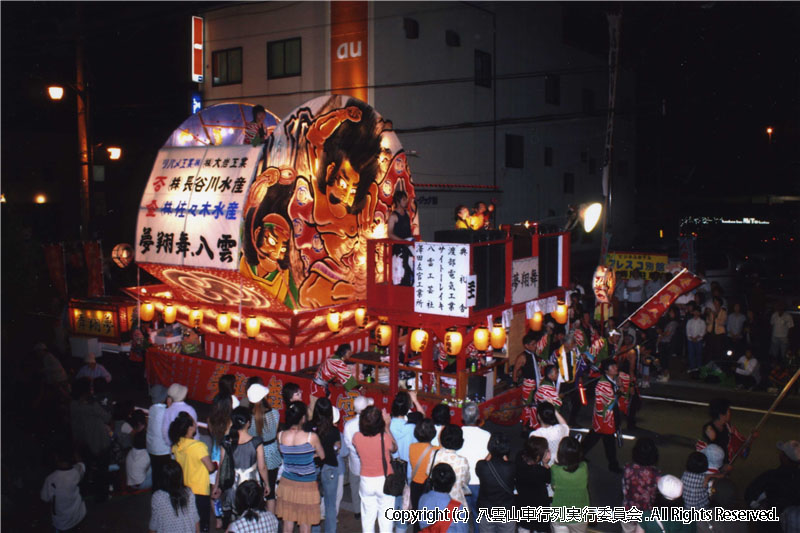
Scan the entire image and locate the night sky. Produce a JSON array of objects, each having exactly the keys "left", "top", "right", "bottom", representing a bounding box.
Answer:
[{"left": 2, "top": 2, "right": 798, "bottom": 247}]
